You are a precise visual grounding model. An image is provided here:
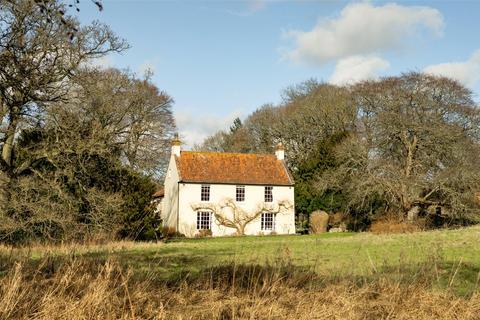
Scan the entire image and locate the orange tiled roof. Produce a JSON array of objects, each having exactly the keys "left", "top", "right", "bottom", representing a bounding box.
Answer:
[{"left": 175, "top": 151, "right": 294, "bottom": 186}]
